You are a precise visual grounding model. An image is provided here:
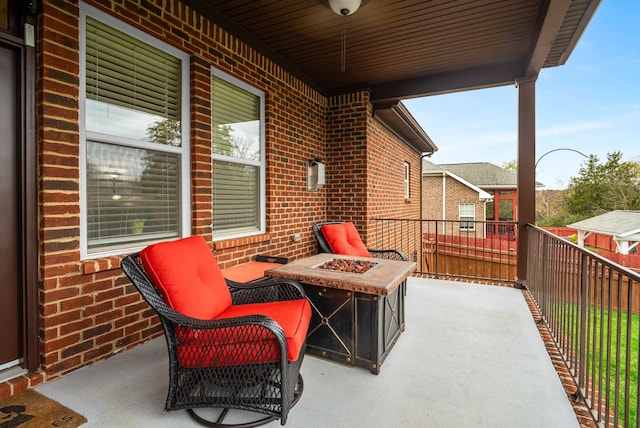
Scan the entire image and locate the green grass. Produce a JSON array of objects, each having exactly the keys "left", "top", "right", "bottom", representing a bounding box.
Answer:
[{"left": 559, "top": 305, "right": 639, "bottom": 426}]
